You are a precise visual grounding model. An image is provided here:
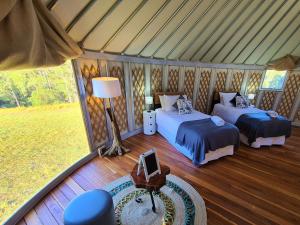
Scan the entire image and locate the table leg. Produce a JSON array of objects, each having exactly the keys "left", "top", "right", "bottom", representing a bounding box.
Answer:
[{"left": 149, "top": 190, "right": 156, "bottom": 213}]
